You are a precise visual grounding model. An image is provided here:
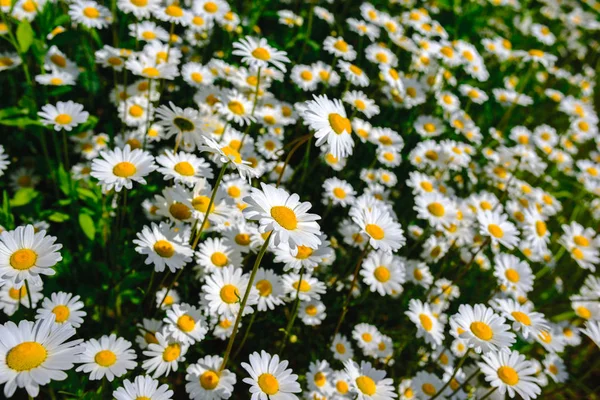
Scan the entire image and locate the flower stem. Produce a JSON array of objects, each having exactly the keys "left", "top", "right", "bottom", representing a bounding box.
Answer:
[
  {"left": 430, "top": 349, "right": 471, "bottom": 400},
  {"left": 191, "top": 162, "right": 228, "bottom": 249},
  {"left": 219, "top": 232, "right": 272, "bottom": 373},
  {"left": 279, "top": 266, "right": 305, "bottom": 353}
]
